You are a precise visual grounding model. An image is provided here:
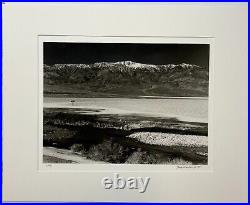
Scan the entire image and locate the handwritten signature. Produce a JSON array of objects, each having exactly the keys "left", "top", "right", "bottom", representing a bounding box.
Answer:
[{"left": 176, "top": 165, "right": 202, "bottom": 169}]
